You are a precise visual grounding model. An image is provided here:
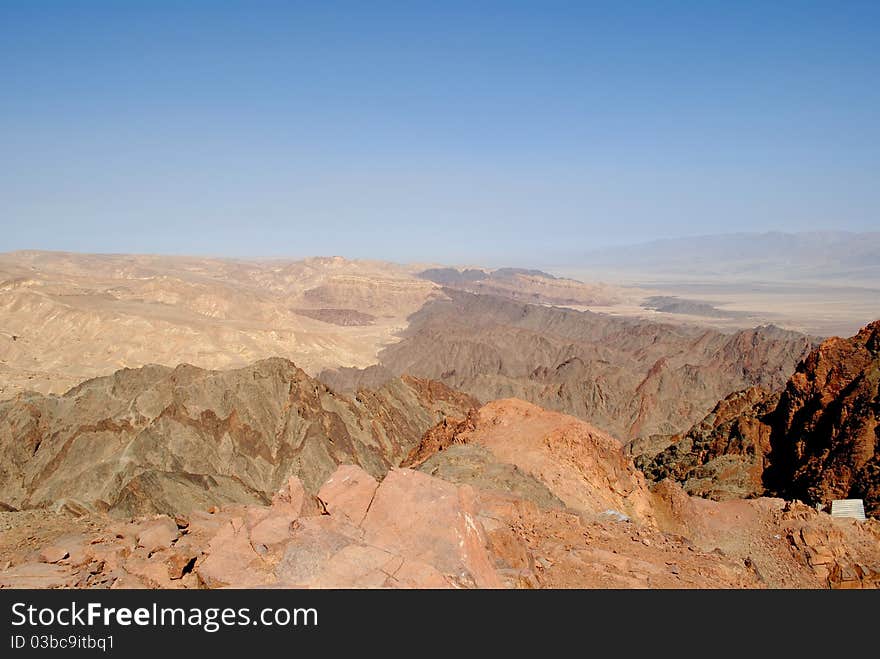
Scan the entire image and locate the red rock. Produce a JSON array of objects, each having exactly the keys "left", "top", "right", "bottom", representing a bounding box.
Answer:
[
  {"left": 478, "top": 513, "right": 532, "bottom": 572},
  {"left": 392, "top": 559, "right": 453, "bottom": 588},
  {"left": 185, "top": 510, "right": 226, "bottom": 537},
  {"left": 405, "top": 399, "right": 657, "bottom": 525},
  {"left": 769, "top": 321, "right": 880, "bottom": 515},
  {"left": 317, "top": 464, "right": 379, "bottom": 526},
  {"left": 38, "top": 545, "right": 69, "bottom": 564},
  {"left": 311, "top": 545, "right": 402, "bottom": 588},
  {"left": 122, "top": 555, "right": 178, "bottom": 588},
  {"left": 196, "top": 516, "right": 276, "bottom": 588},
  {"left": 0, "top": 562, "right": 77, "bottom": 588},
  {"left": 84, "top": 542, "right": 129, "bottom": 573},
  {"left": 110, "top": 573, "right": 149, "bottom": 589},
  {"left": 135, "top": 516, "right": 179, "bottom": 553},
  {"left": 244, "top": 505, "right": 272, "bottom": 529},
  {"left": 163, "top": 549, "right": 199, "bottom": 580},
  {"left": 362, "top": 469, "right": 503, "bottom": 588},
  {"left": 249, "top": 512, "right": 297, "bottom": 548},
  {"left": 63, "top": 538, "right": 92, "bottom": 566},
  {"left": 304, "top": 541, "right": 453, "bottom": 588},
  {"left": 275, "top": 516, "right": 363, "bottom": 586},
  {"left": 272, "top": 476, "right": 307, "bottom": 516}
]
